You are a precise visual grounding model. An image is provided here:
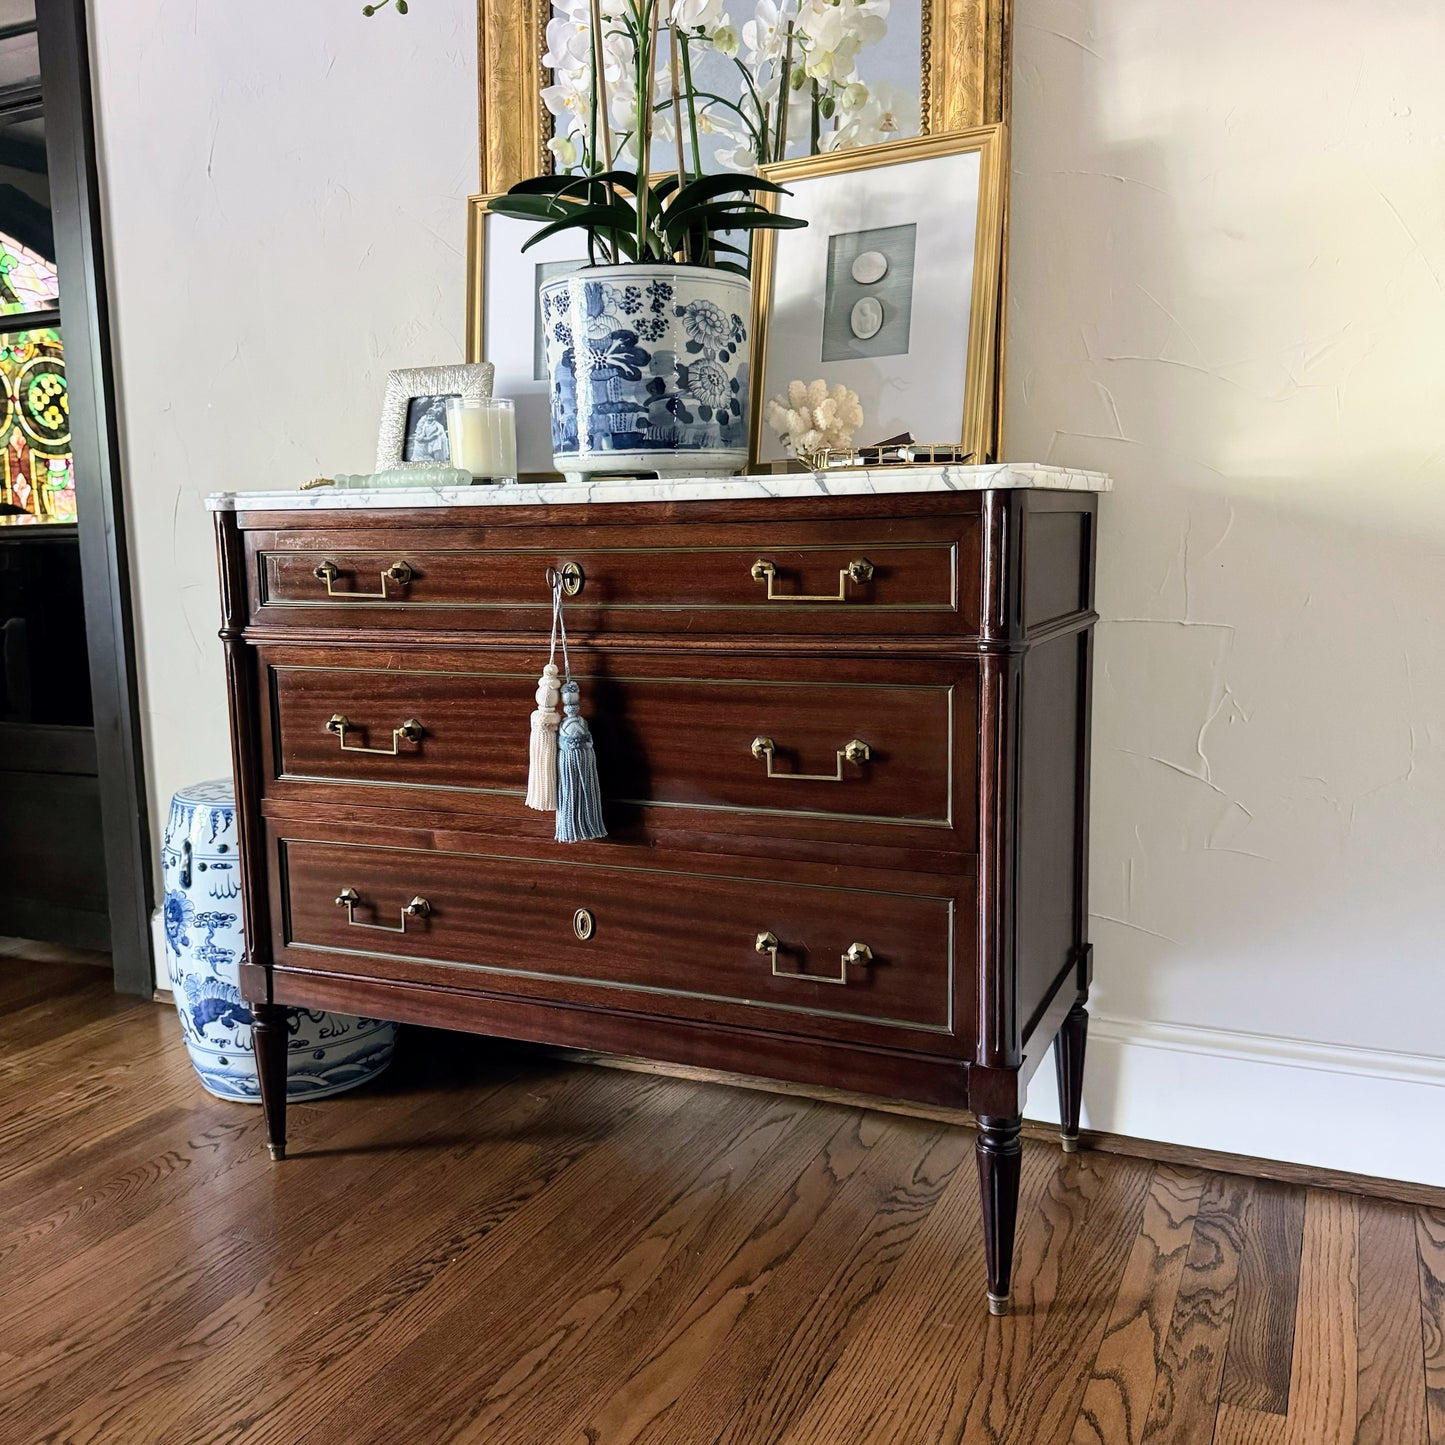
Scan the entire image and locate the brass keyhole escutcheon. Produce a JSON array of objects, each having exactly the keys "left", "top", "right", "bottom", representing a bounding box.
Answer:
[
  {"left": 573, "top": 908, "right": 595, "bottom": 941},
  {"left": 559, "top": 562, "right": 584, "bottom": 596}
]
